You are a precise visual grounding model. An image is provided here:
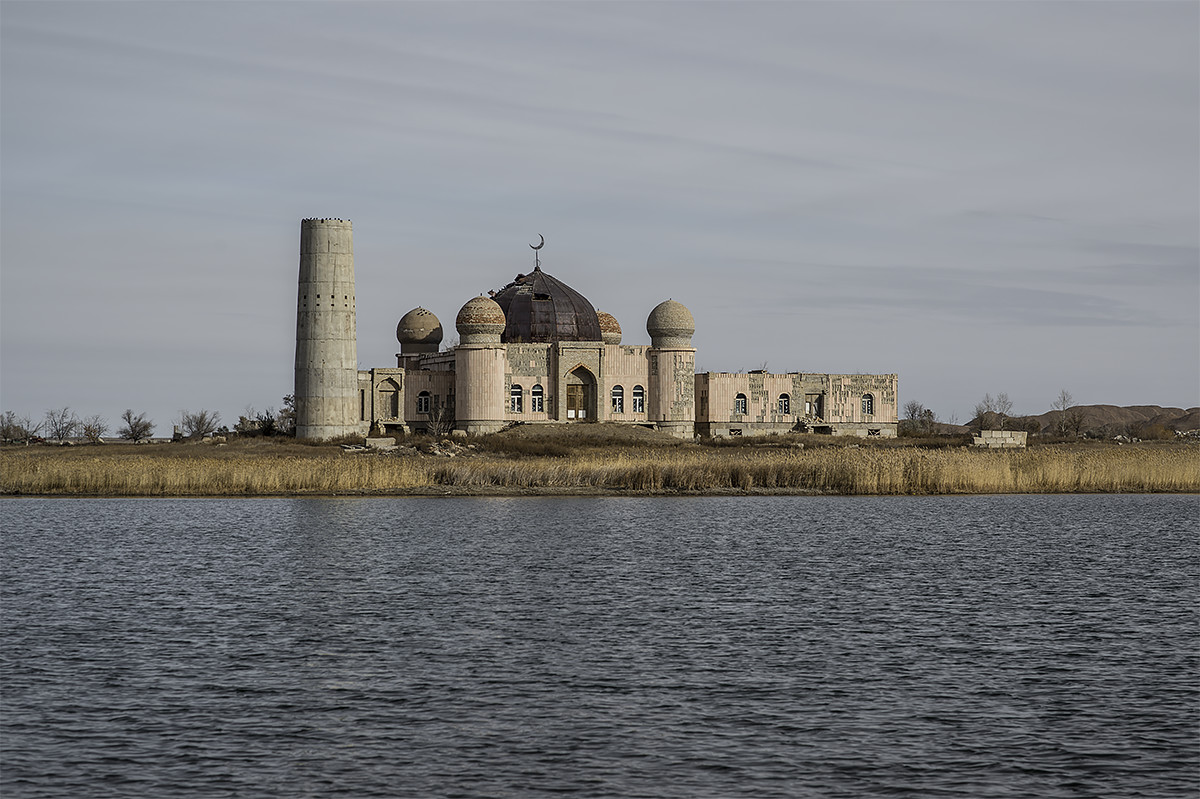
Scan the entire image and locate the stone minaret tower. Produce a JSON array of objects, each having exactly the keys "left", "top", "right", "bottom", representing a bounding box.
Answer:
[
  {"left": 454, "top": 295, "right": 508, "bottom": 435},
  {"left": 647, "top": 299, "right": 697, "bottom": 439},
  {"left": 295, "top": 218, "right": 360, "bottom": 440}
]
